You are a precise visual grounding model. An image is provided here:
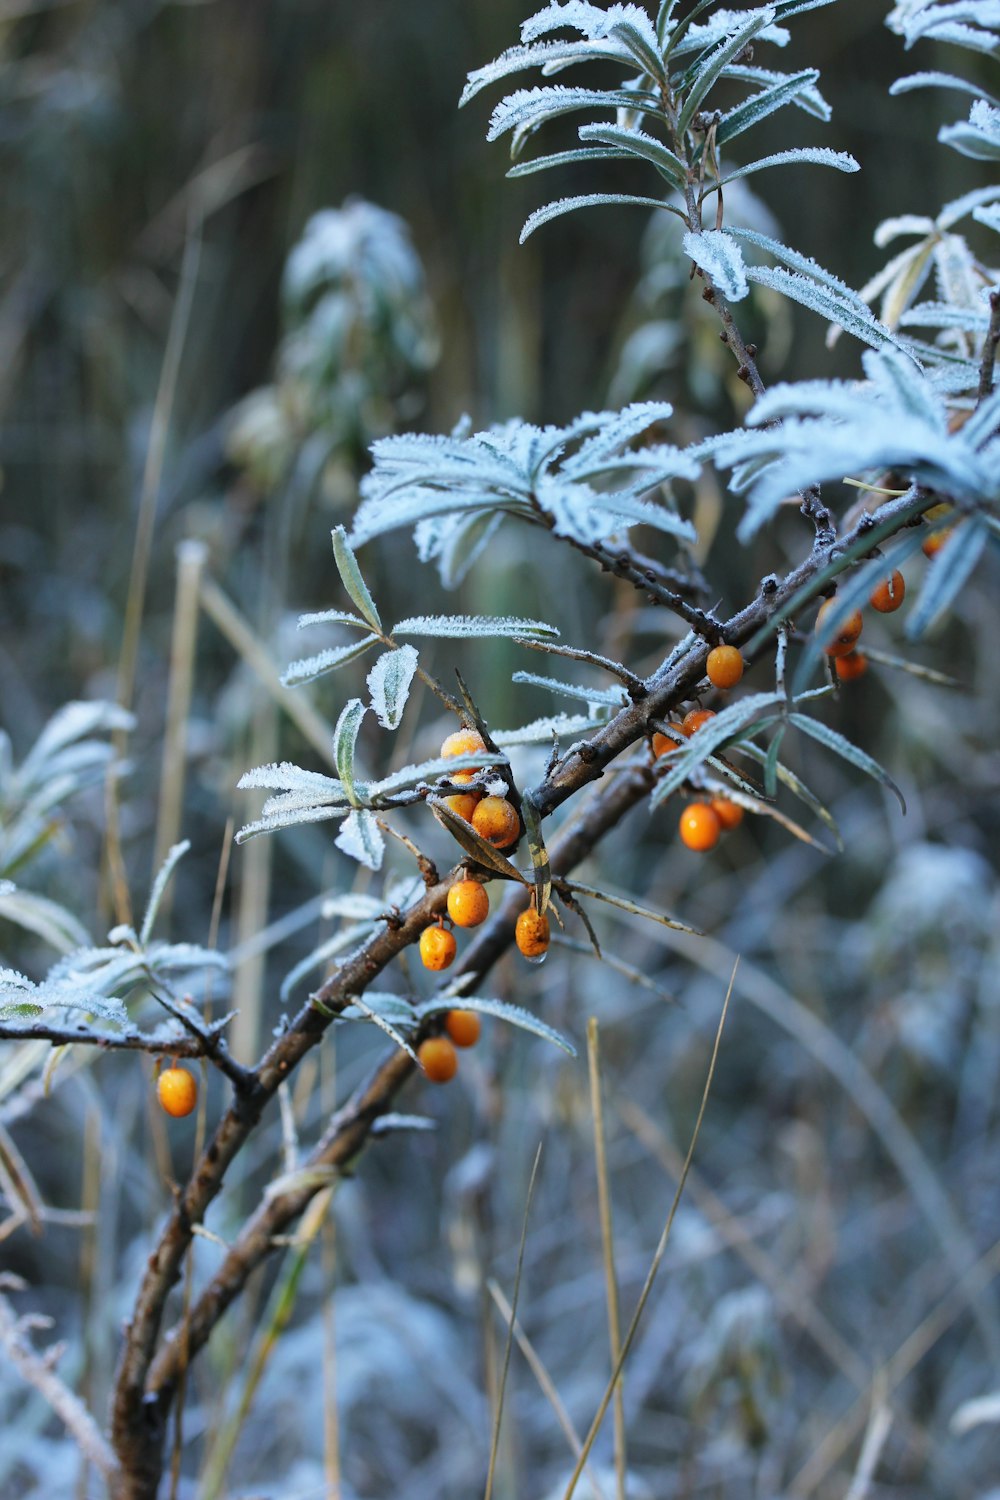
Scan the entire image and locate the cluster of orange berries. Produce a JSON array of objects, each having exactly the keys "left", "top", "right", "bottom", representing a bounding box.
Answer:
[
  {"left": 650, "top": 644, "right": 747, "bottom": 854},
  {"left": 417, "top": 1009, "right": 482, "bottom": 1084},
  {"left": 440, "top": 727, "right": 520, "bottom": 849},
  {"left": 419, "top": 878, "right": 551, "bottom": 970},
  {"left": 817, "top": 567, "right": 906, "bottom": 681}
]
